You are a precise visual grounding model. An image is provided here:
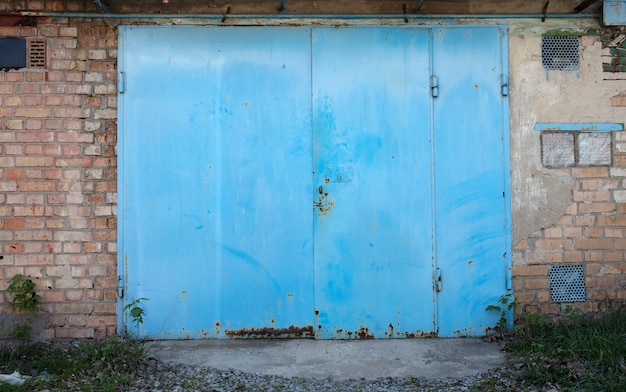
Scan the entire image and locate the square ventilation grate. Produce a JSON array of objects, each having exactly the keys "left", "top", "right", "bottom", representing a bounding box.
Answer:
[
  {"left": 549, "top": 264, "right": 586, "bottom": 303},
  {"left": 27, "top": 39, "right": 46, "bottom": 69},
  {"left": 542, "top": 36, "right": 579, "bottom": 71}
]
